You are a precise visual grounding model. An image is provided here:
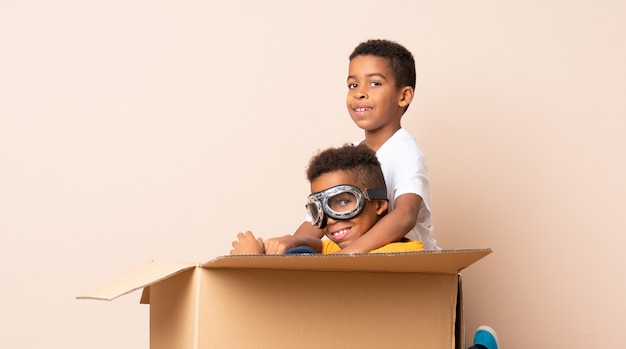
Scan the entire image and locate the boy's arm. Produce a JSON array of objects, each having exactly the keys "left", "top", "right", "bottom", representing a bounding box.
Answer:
[
  {"left": 232, "top": 229, "right": 324, "bottom": 255},
  {"left": 263, "top": 230, "right": 324, "bottom": 254},
  {"left": 262, "top": 222, "right": 324, "bottom": 254},
  {"left": 336, "top": 193, "right": 421, "bottom": 254}
]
